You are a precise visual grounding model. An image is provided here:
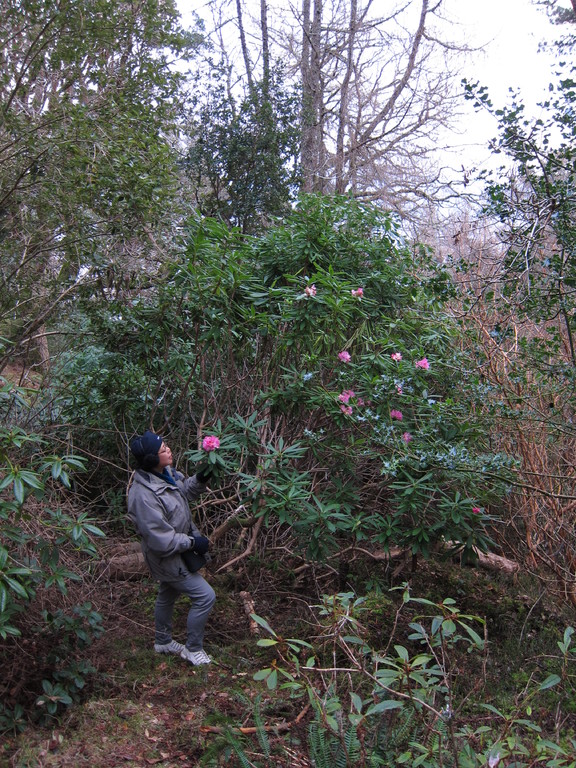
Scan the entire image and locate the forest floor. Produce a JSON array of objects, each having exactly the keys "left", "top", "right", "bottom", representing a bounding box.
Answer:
[{"left": 2, "top": 556, "right": 576, "bottom": 768}]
